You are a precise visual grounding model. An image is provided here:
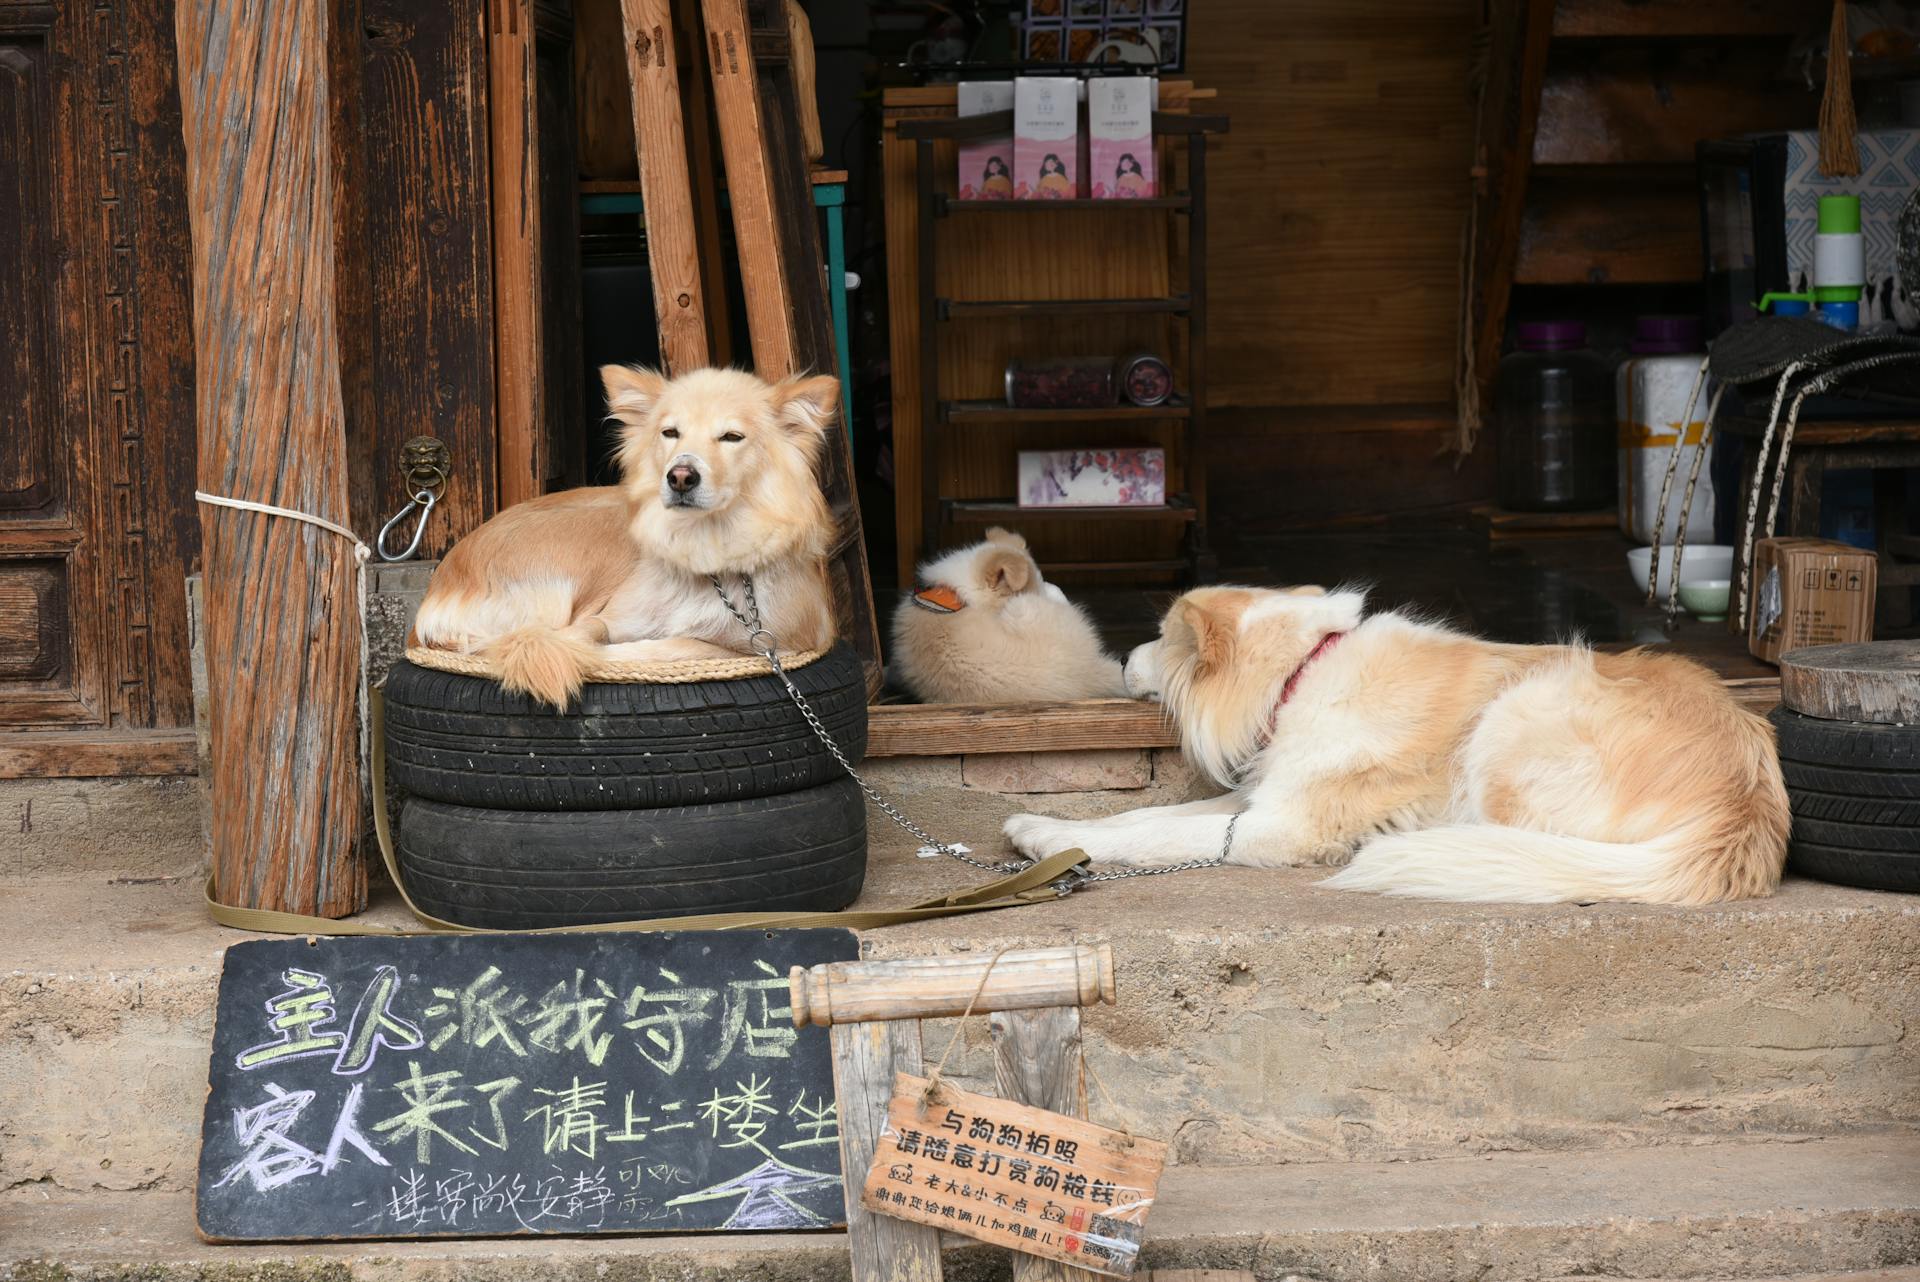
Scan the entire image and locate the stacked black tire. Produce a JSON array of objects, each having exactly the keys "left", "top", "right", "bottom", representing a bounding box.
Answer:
[
  {"left": 381, "top": 645, "right": 870, "bottom": 928},
  {"left": 1772, "top": 705, "right": 1920, "bottom": 895}
]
